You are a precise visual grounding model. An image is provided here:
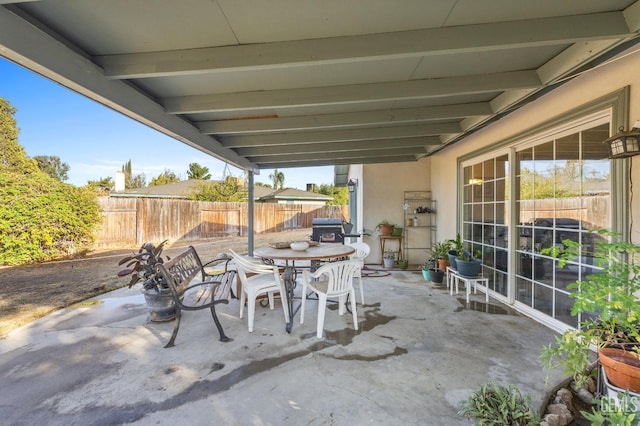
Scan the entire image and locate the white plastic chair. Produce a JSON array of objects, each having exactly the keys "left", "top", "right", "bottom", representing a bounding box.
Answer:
[
  {"left": 229, "top": 249, "right": 289, "bottom": 332},
  {"left": 300, "top": 260, "right": 360, "bottom": 338},
  {"left": 348, "top": 242, "right": 370, "bottom": 305}
]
